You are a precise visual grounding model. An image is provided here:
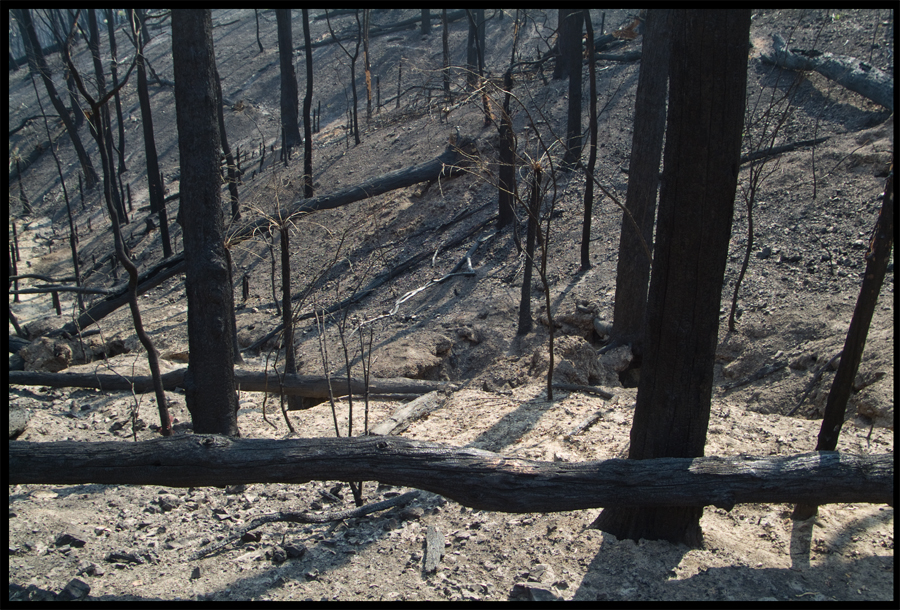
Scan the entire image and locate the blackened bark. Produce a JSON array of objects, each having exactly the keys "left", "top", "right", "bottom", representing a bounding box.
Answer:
[
  {"left": 214, "top": 68, "right": 240, "bottom": 220},
  {"left": 14, "top": 8, "right": 98, "bottom": 188},
  {"left": 276, "top": 9, "right": 302, "bottom": 151},
  {"left": 106, "top": 9, "right": 127, "bottom": 174},
  {"left": 129, "top": 8, "right": 171, "bottom": 258},
  {"left": 594, "top": 9, "right": 750, "bottom": 547},
  {"left": 580, "top": 10, "right": 598, "bottom": 269},
  {"left": 87, "top": 9, "right": 127, "bottom": 225},
  {"left": 554, "top": 9, "right": 582, "bottom": 80},
  {"left": 611, "top": 9, "right": 672, "bottom": 349},
  {"left": 421, "top": 9, "right": 431, "bottom": 35},
  {"left": 442, "top": 10, "right": 451, "bottom": 101},
  {"left": 794, "top": 170, "right": 894, "bottom": 520},
  {"left": 280, "top": 226, "right": 304, "bottom": 411},
  {"left": 302, "top": 9, "right": 314, "bottom": 199},
  {"left": 561, "top": 10, "right": 584, "bottom": 170},
  {"left": 172, "top": 9, "right": 240, "bottom": 436},
  {"left": 518, "top": 167, "right": 542, "bottom": 335},
  {"left": 254, "top": 9, "right": 264, "bottom": 53},
  {"left": 497, "top": 71, "right": 516, "bottom": 229}
]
